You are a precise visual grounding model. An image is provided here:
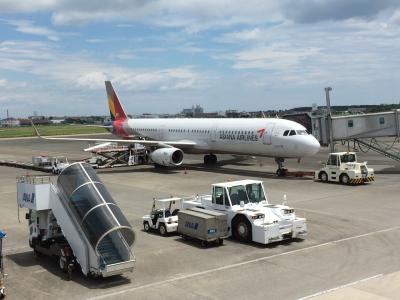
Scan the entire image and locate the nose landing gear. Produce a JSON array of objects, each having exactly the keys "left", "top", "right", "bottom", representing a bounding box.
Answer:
[{"left": 275, "top": 157, "right": 288, "bottom": 176}]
